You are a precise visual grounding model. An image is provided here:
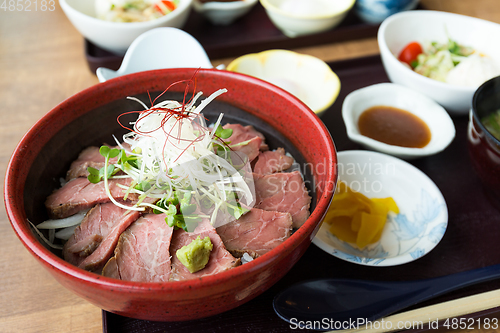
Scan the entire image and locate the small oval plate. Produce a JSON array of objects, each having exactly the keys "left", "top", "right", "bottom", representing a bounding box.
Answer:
[{"left": 313, "top": 150, "right": 448, "bottom": 266}]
